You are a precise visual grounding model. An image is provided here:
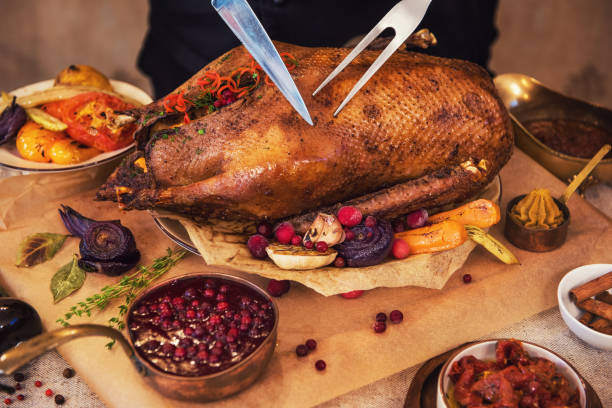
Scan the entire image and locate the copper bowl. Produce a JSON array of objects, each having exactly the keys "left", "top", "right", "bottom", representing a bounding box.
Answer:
[
  {"left": 0, "top": 272, "right": 278, "bottom": 402},
  {"left": 494, "top": 73, "right": 612, "bottom": 185},
  {"left": 504, "top": 194, "right": 570, "bottom": 252}
]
